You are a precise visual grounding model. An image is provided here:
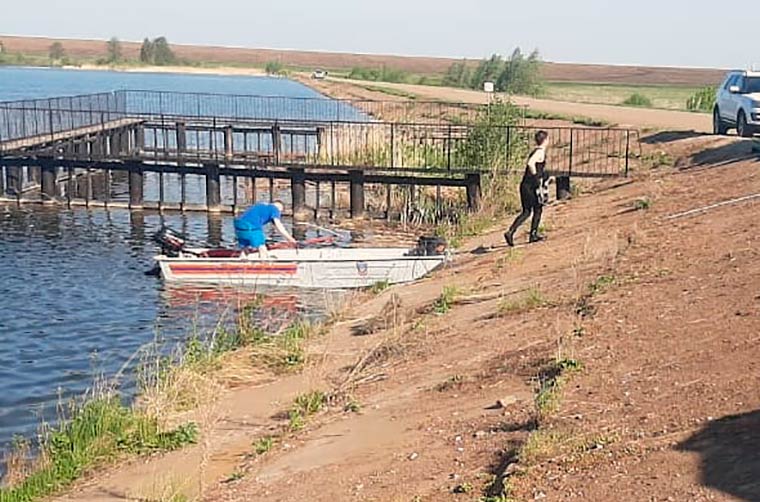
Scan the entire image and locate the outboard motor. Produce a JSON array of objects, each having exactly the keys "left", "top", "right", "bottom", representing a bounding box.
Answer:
[
  {"left": 408, "top": 236, "right": 447, "bottom": 256},
  {"left": 152, "top": 226, "right": 187, "bottom": 257}
]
